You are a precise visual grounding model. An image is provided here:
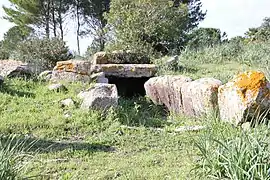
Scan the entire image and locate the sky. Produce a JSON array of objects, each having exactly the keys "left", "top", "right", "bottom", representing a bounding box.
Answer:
[{"left": 1, "top": 0, "right": 270, "bottom": 54}]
